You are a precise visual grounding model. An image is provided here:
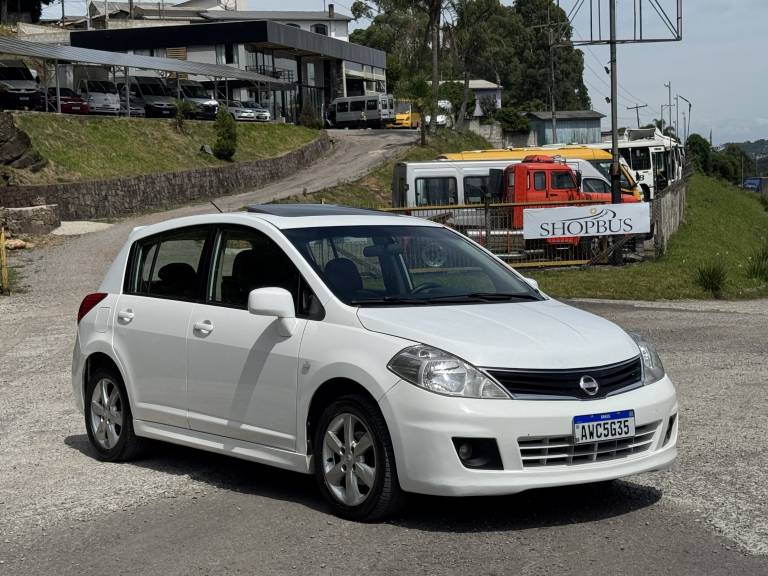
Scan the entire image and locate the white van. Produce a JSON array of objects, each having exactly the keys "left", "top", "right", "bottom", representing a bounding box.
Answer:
[
  {"left": 77, "top": 79, "right": 120, "bottom": 115},
  {"left": 327, "top": 94, "right": 394, "bottom": 128},
  {"left": 391, "top": 158, "right": 613, "bottom": 207}
]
